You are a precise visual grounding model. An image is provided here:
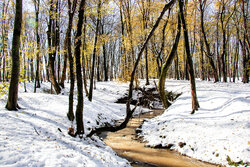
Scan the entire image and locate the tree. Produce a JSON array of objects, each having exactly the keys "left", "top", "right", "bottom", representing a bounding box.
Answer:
[
  {"left": 241, "top": 0, "right": 249, "bottom": 83},
  {"left": 66, "top": 0, "right": 78, "bottom": 122},
  {"left": 159, "top": 7, "right": 181, "bottom": 109},
  {"left": 73, "top": 0, "right": 86, "bottom": 137},
  {"left": 197, "top": 0, "right": 219, "bottom": 82},
  {"left": 34, "top": 0, "right": 41, "bottom": 93},
  {"left": 47, "top": 0, "right": 61, "bottom": 94},
  {"left": 88, "top": 0, "right": 101, "bottom": 102},
  {"left": 179, "top": 0, "right": 199, "bottom": 113},
  {"left": 6, "top": 0, "right": 22, "bottom": 110}
]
